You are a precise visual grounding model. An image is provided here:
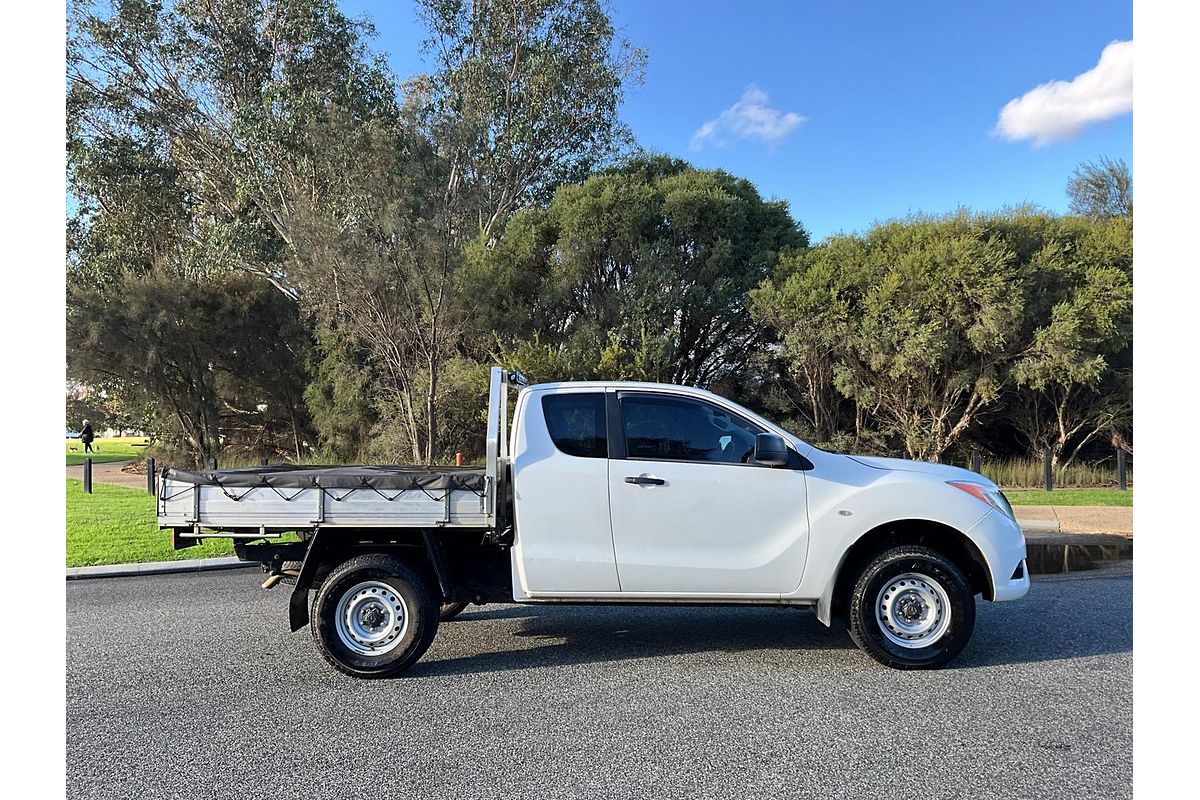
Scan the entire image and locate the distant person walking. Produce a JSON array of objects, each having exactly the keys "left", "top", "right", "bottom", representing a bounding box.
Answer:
[{"left": 80, "top": 420, "right": 95, "bottom": 454}]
